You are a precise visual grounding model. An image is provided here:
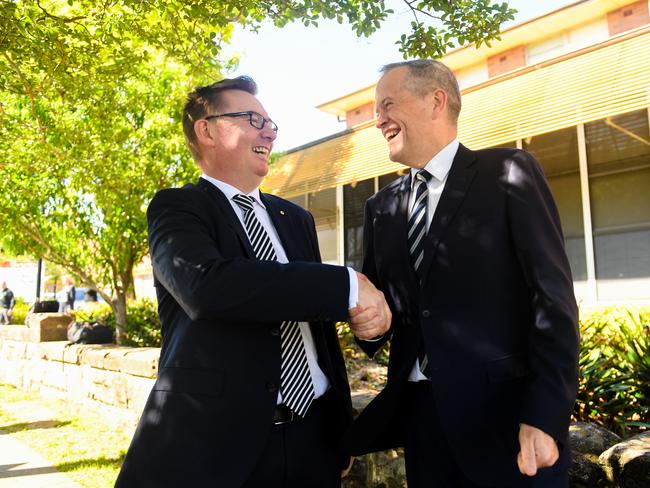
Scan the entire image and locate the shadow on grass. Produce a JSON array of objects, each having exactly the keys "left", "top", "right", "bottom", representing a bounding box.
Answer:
[
  {"left": 0, "top": 420, "right": 72, "bottom": 434},
  {"left": 56, "top": 453, "right": 126, "bottom": 473}
]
